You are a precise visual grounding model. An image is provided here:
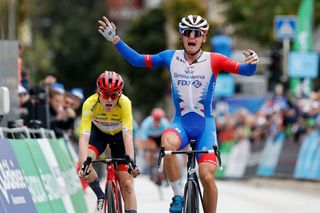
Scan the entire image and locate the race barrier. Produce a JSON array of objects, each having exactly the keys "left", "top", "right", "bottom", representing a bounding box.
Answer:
[
  {"left": 219, "top": 129, "right": 320, "bottom": 181},
  {"left": 0, "top": 138, "right": 88, "bottom": 213}
]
